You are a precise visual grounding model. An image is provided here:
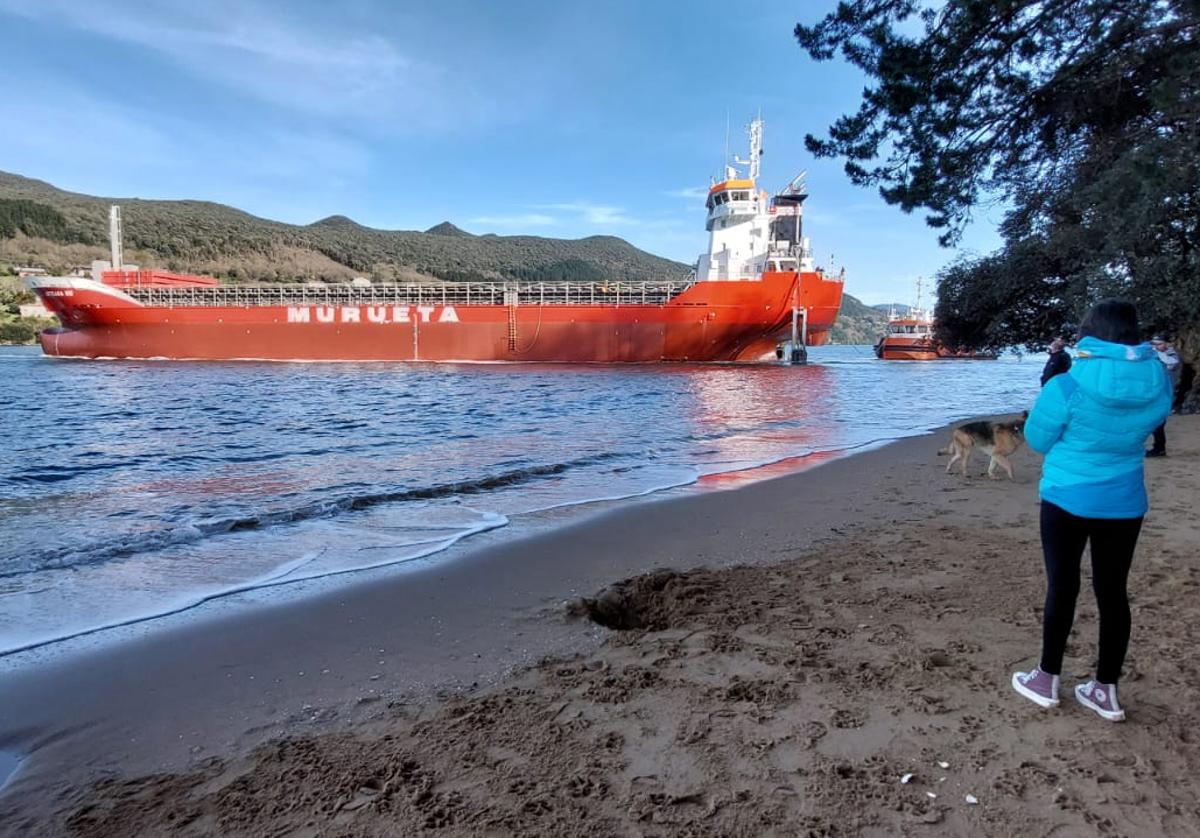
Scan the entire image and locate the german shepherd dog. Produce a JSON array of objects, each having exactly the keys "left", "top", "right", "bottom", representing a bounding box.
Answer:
[{"left": 940, "top": 412, "right": 1028, "bottom": 479}]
